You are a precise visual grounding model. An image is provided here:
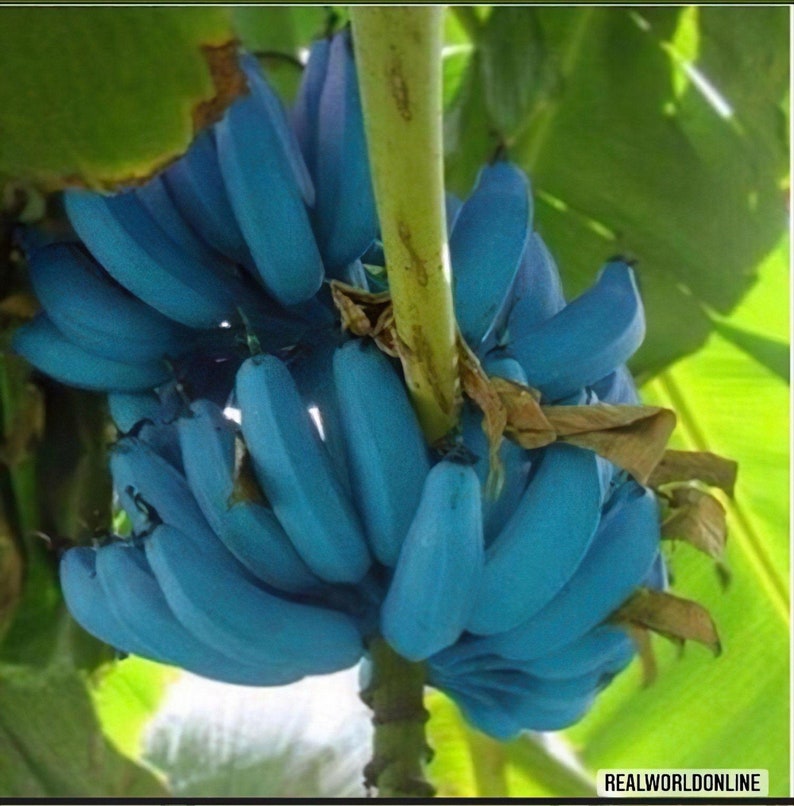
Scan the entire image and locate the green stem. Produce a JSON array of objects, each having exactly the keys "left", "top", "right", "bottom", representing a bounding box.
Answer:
[
  {"left": 351, "top": 7, "right": 460, "bottom": 443},
  {"left": 360, "top": 637, "right": 434, "bottom": 798}
]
